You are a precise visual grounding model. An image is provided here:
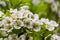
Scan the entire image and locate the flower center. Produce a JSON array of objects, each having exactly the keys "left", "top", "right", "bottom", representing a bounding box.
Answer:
[
  {"left": 7, "top": 20, "right": 11, "bottom": 24},
  {"left": 33, "top": 23, "right": 38, "bottom": 28},
  {"left": 31, "top": 15, "right": 34, "bottom": 19}
]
